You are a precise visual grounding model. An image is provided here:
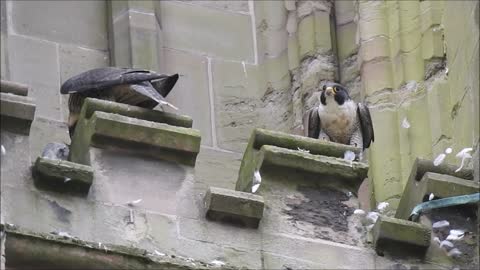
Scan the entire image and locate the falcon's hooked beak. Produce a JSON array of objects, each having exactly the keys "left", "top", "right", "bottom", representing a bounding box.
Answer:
[{"left": 325, "top": 86, "right": 336, "bottom": 97}]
